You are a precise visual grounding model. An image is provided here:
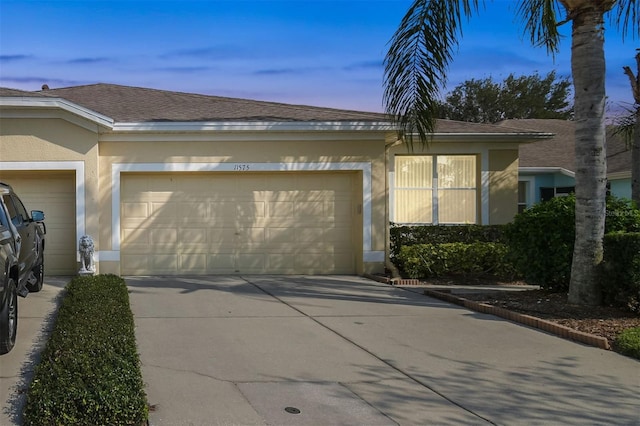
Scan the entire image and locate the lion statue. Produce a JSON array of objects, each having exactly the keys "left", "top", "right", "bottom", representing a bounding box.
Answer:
[{"left": 79, "top": 235, "right": 95, "bottom": 273}]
